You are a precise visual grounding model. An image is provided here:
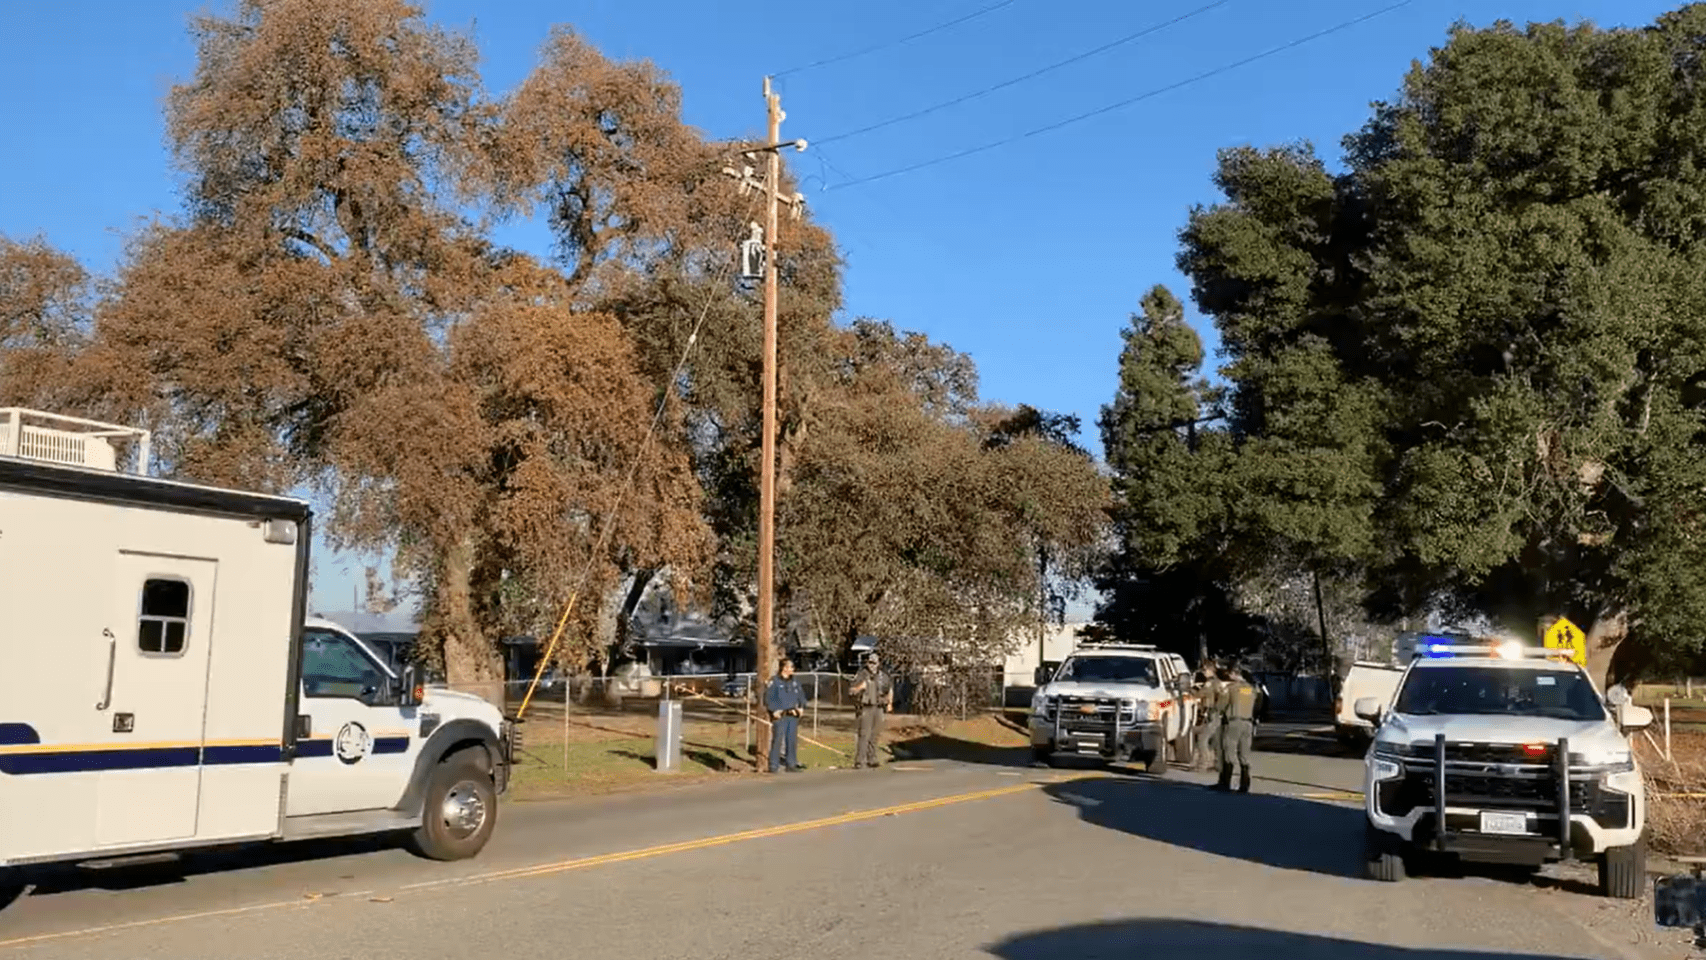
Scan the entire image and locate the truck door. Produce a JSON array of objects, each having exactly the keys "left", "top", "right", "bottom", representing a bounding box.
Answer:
[
  {"left": 95, "top": 553, "right": 218, "bottom": 847},
  {"left": 286, "top": 626, "right": 418, "bottom": 817}
]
